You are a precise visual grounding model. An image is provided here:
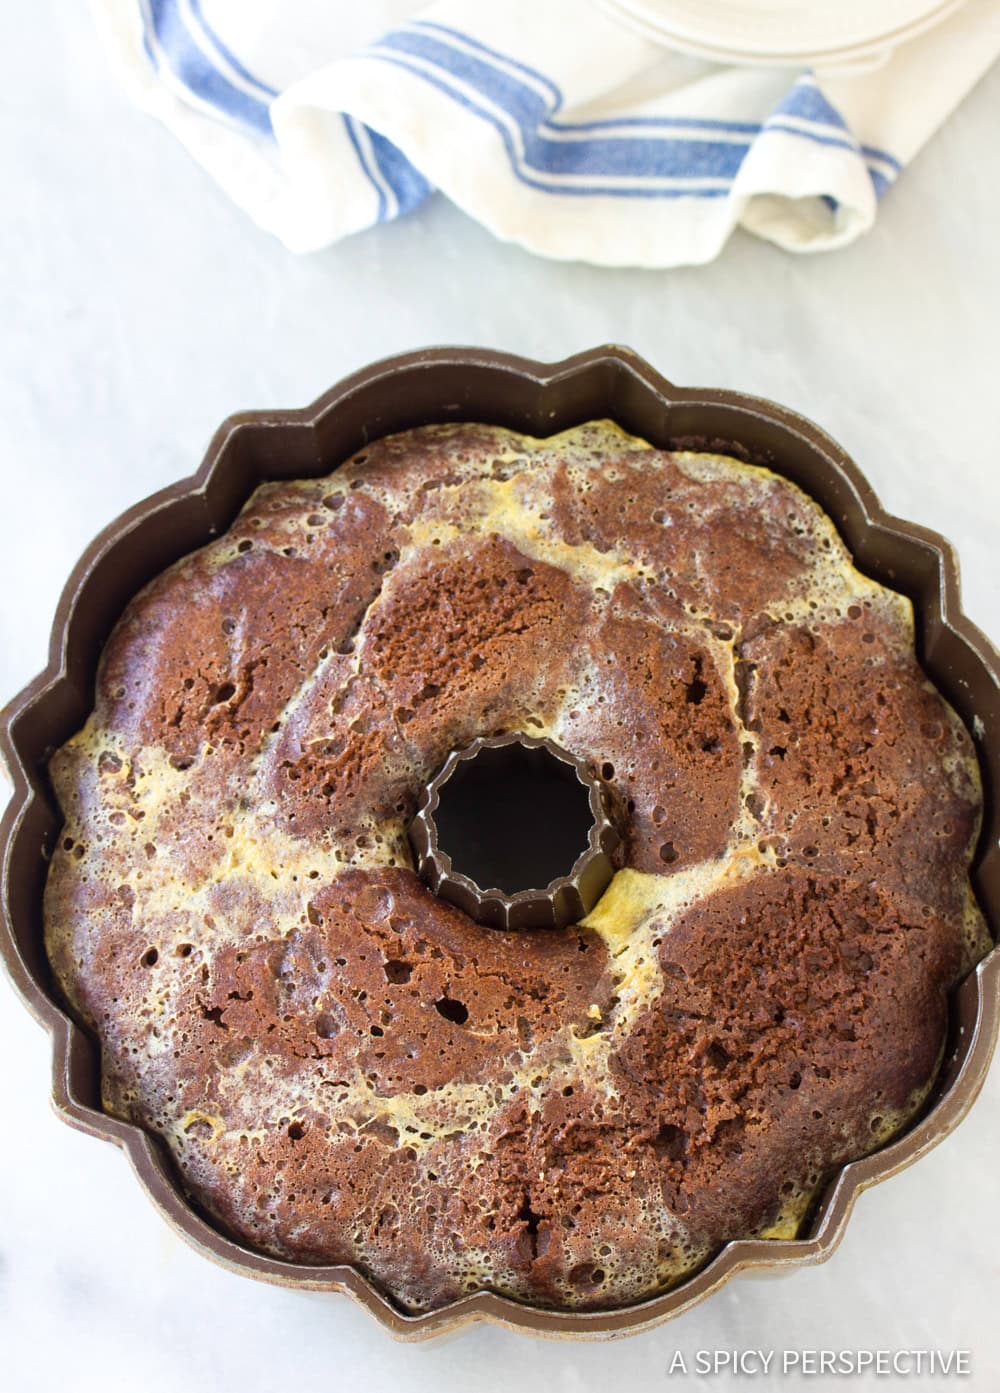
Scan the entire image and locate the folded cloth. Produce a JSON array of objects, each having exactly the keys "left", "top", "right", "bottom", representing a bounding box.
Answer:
[{"left": 91, "top": 0, "right": 1000, "bottom": 265}]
